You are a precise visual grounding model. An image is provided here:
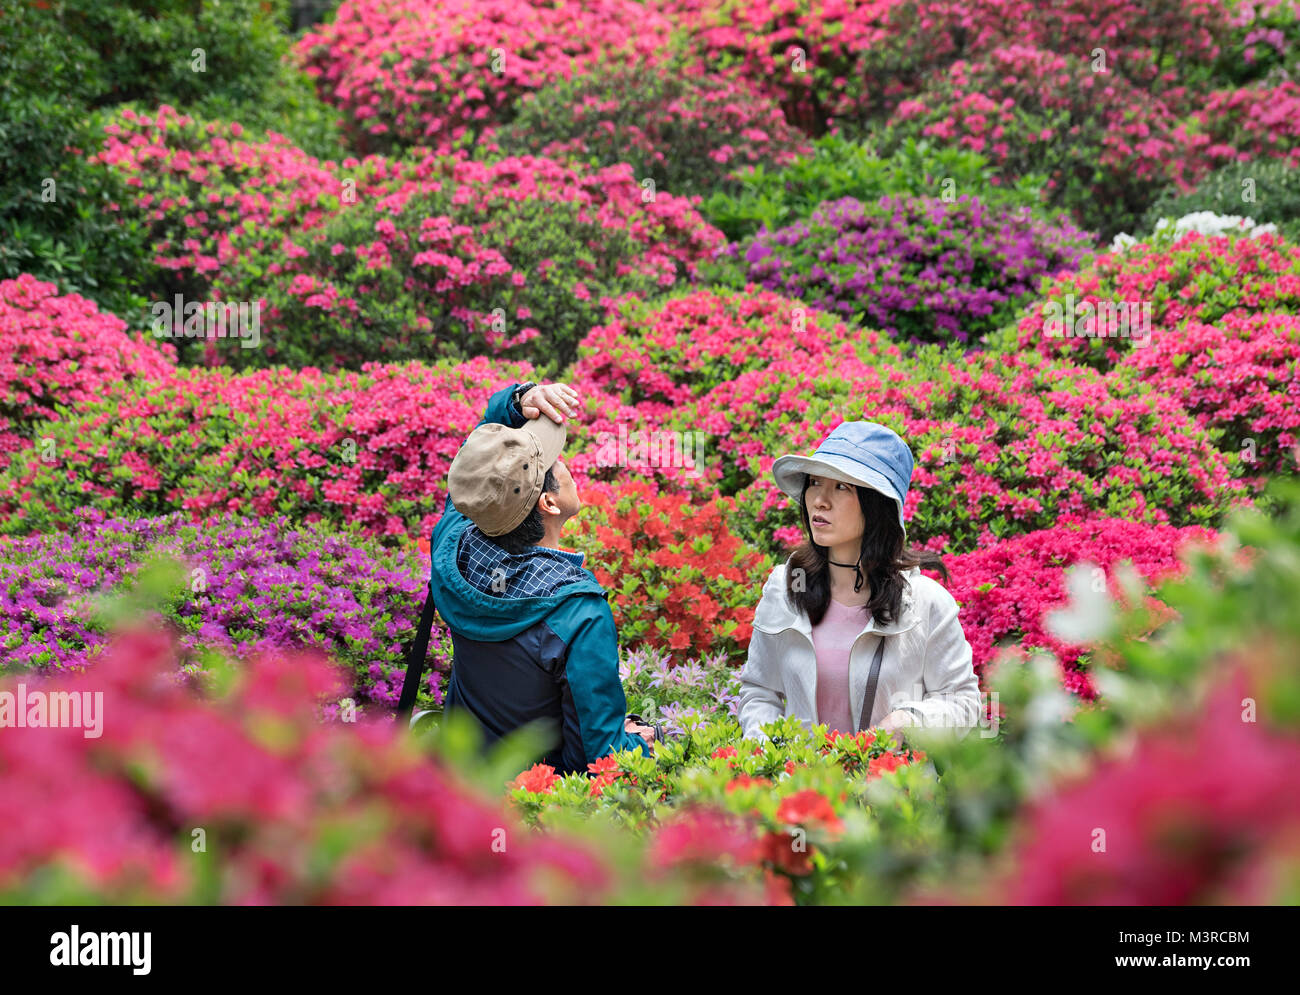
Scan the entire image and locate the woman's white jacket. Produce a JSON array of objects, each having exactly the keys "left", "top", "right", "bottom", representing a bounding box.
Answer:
[{"left": 737, "top": 562, "right": 982, "bottom": 740}]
